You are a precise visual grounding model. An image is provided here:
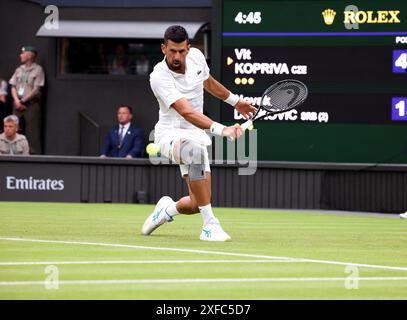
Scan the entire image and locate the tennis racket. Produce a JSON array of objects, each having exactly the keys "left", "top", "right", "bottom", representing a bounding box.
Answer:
[{"left": 229, "top": 79, "right": 308, "bottom": 141}]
